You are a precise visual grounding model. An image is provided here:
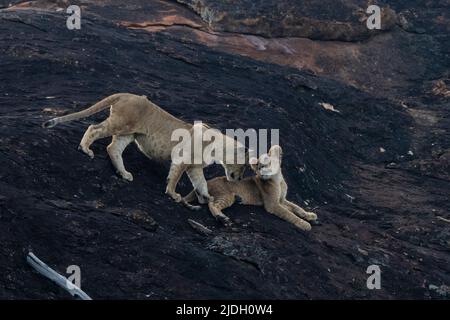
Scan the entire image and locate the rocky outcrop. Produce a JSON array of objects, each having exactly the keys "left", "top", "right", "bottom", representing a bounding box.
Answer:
[{"left": 176, "top": 0, "right": 398, "bottom": 41}]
